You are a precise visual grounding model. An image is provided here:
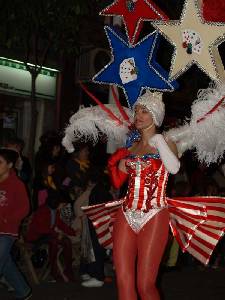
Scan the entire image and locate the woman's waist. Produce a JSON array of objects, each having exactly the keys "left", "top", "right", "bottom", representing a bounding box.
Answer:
[{"left": 123, "top": 195, "right": 167, "bottom": 211}]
